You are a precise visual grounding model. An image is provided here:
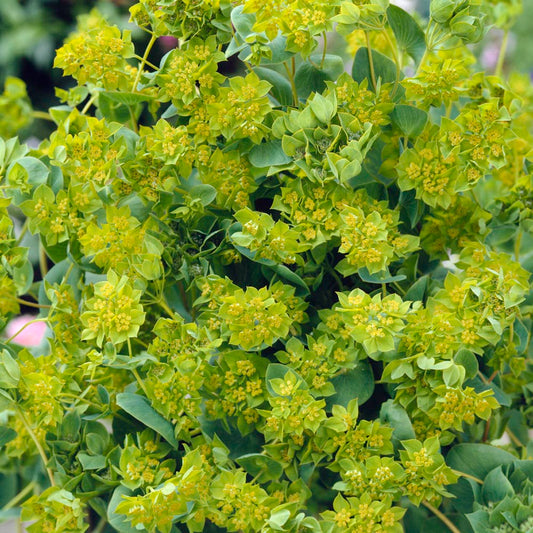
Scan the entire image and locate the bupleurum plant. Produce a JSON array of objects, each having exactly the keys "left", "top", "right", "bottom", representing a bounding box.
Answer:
[{"left": 0, "top": 0, "right": 532, "bottom": 531}]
